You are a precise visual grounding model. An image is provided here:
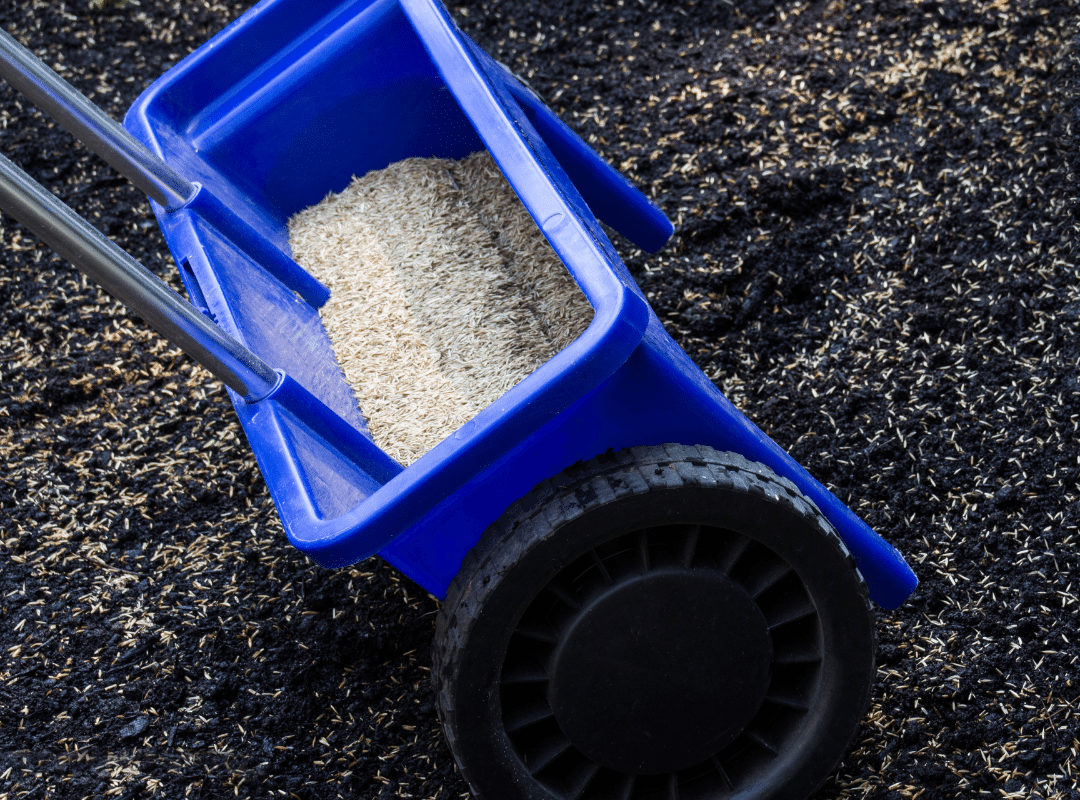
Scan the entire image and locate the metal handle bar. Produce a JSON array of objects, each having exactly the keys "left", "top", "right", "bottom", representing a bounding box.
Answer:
[
  {"left": 0, "top": 27, "right": 194, "bottom": 210},
  {"left": 0, "top": 151, "right": 279, "bottom": 401},
  {"left": 0, "top": 26, "right": 279, "bottom": 401}
]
